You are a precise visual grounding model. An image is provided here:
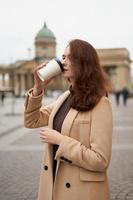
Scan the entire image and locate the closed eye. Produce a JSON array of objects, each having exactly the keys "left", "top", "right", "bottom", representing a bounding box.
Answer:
[{"left": 62, "top": 54, "right": 66, "bottom": 60}]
